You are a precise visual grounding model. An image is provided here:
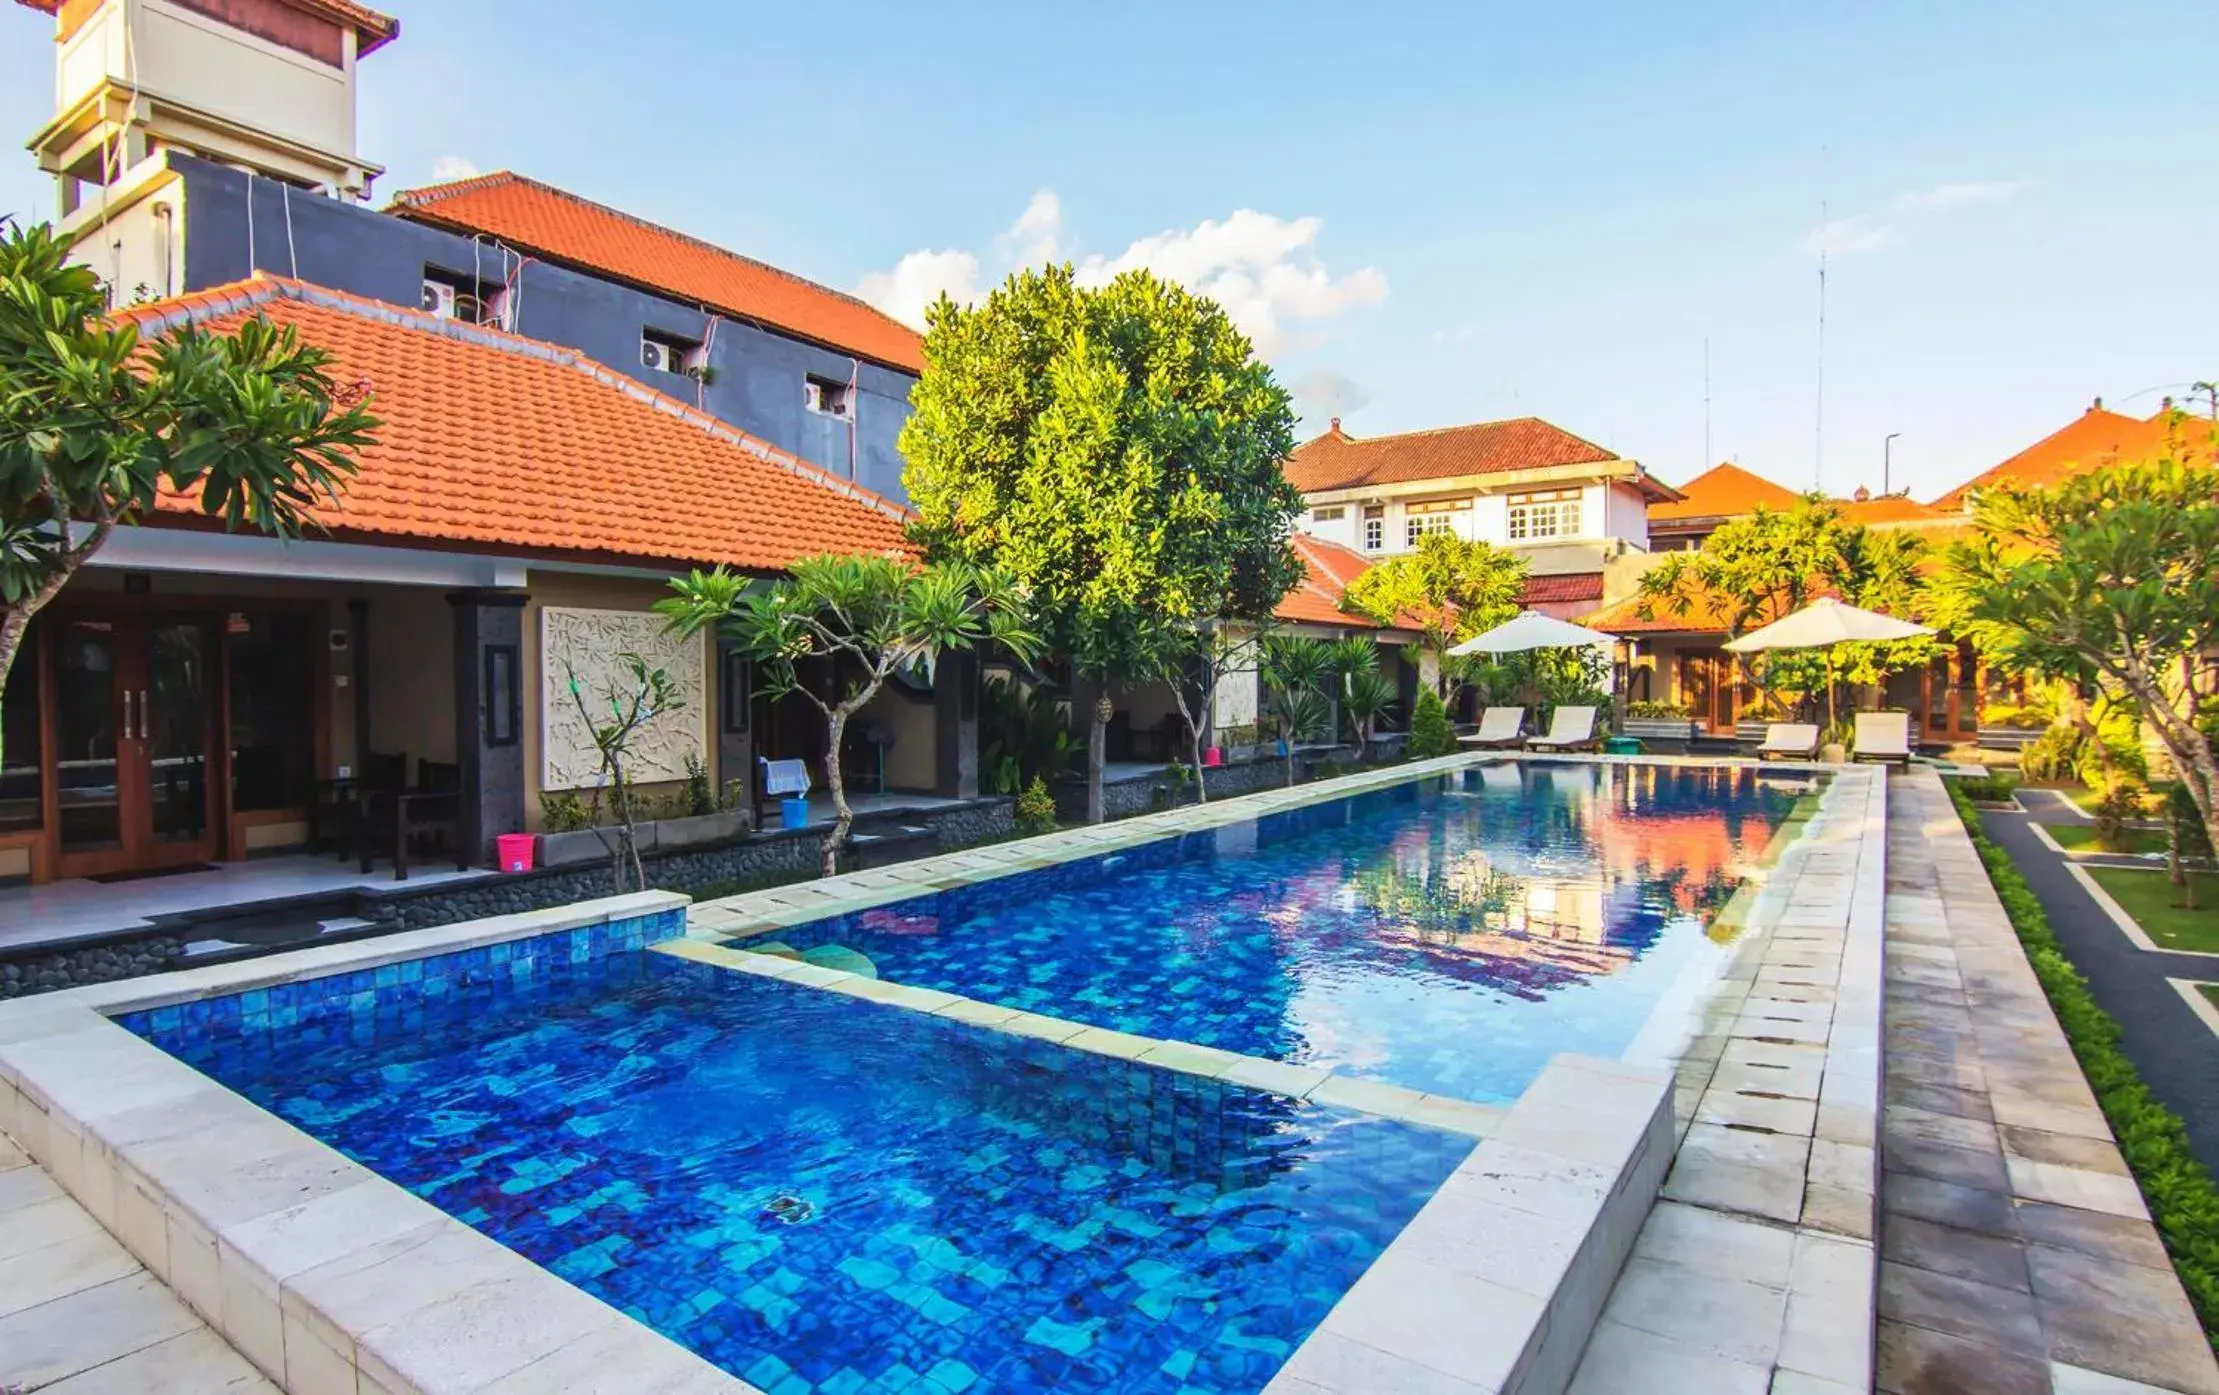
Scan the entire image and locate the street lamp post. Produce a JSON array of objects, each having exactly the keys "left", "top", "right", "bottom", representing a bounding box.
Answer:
[{"left": 1883, "top": 432, "right": 1902, "bottom": 496}]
